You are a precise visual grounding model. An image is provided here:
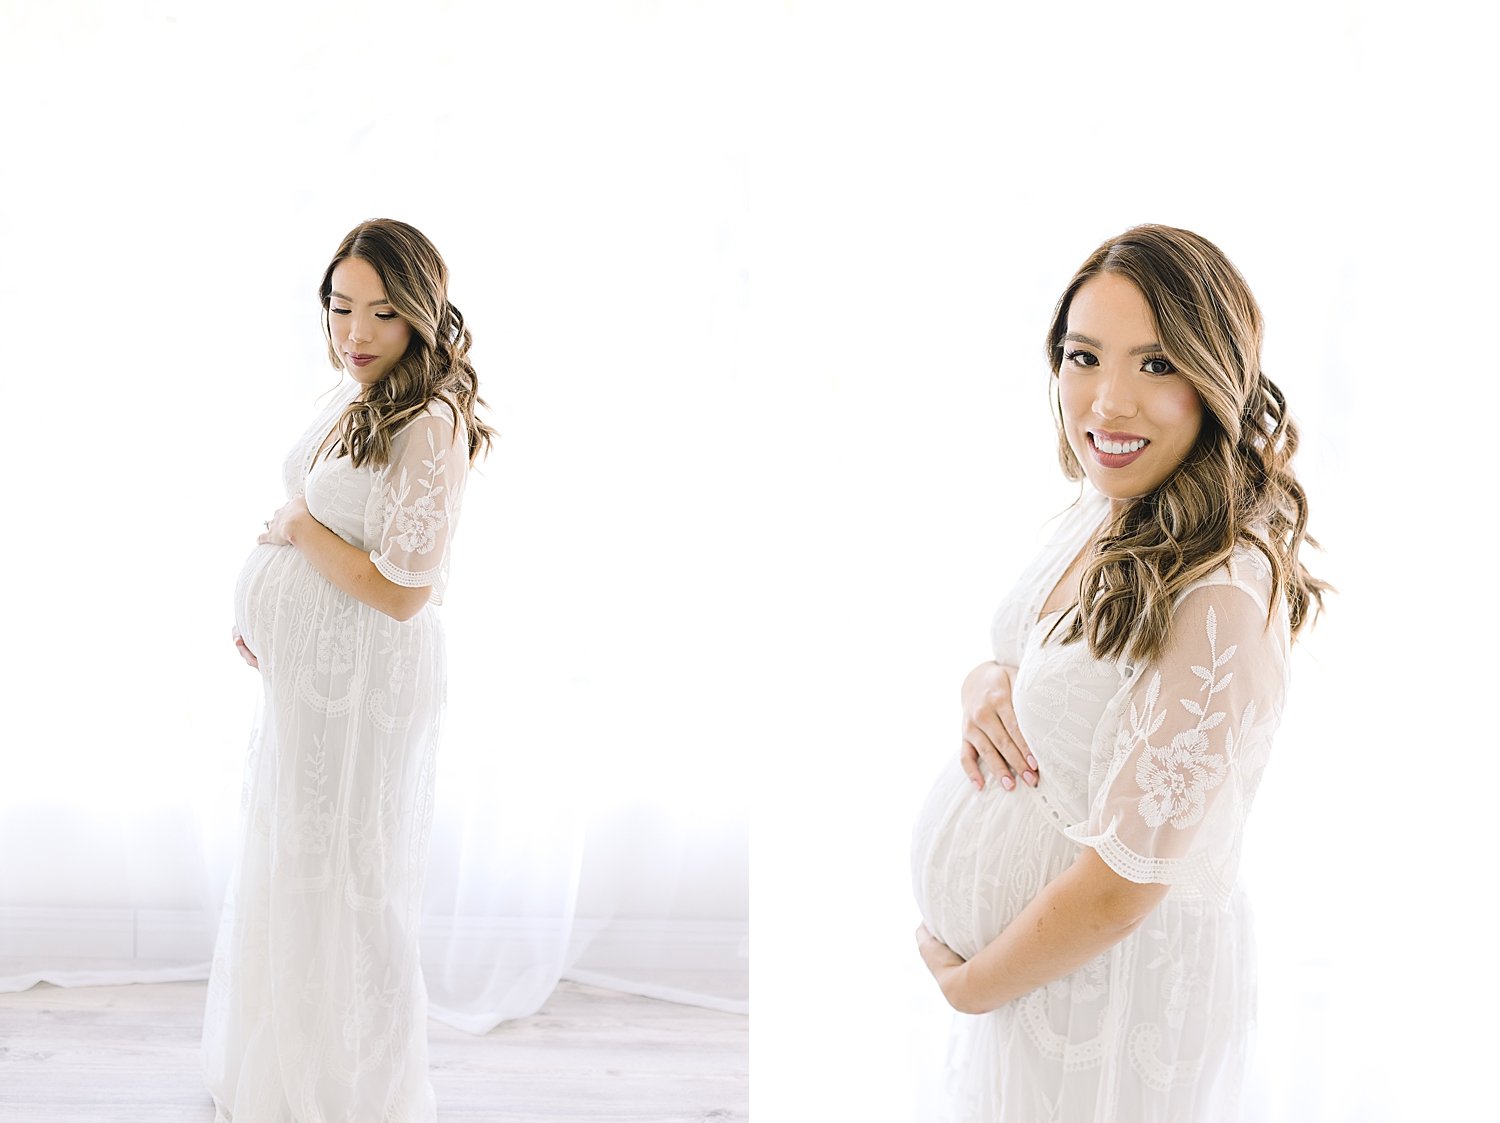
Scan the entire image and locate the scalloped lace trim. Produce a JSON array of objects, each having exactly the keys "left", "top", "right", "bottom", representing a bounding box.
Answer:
[
  {"left": 1065, "top": 818, "right": 1231, "bottom": 910},
  {"left": 370, "top": 551, "right": 446, "bottom": 606}
]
